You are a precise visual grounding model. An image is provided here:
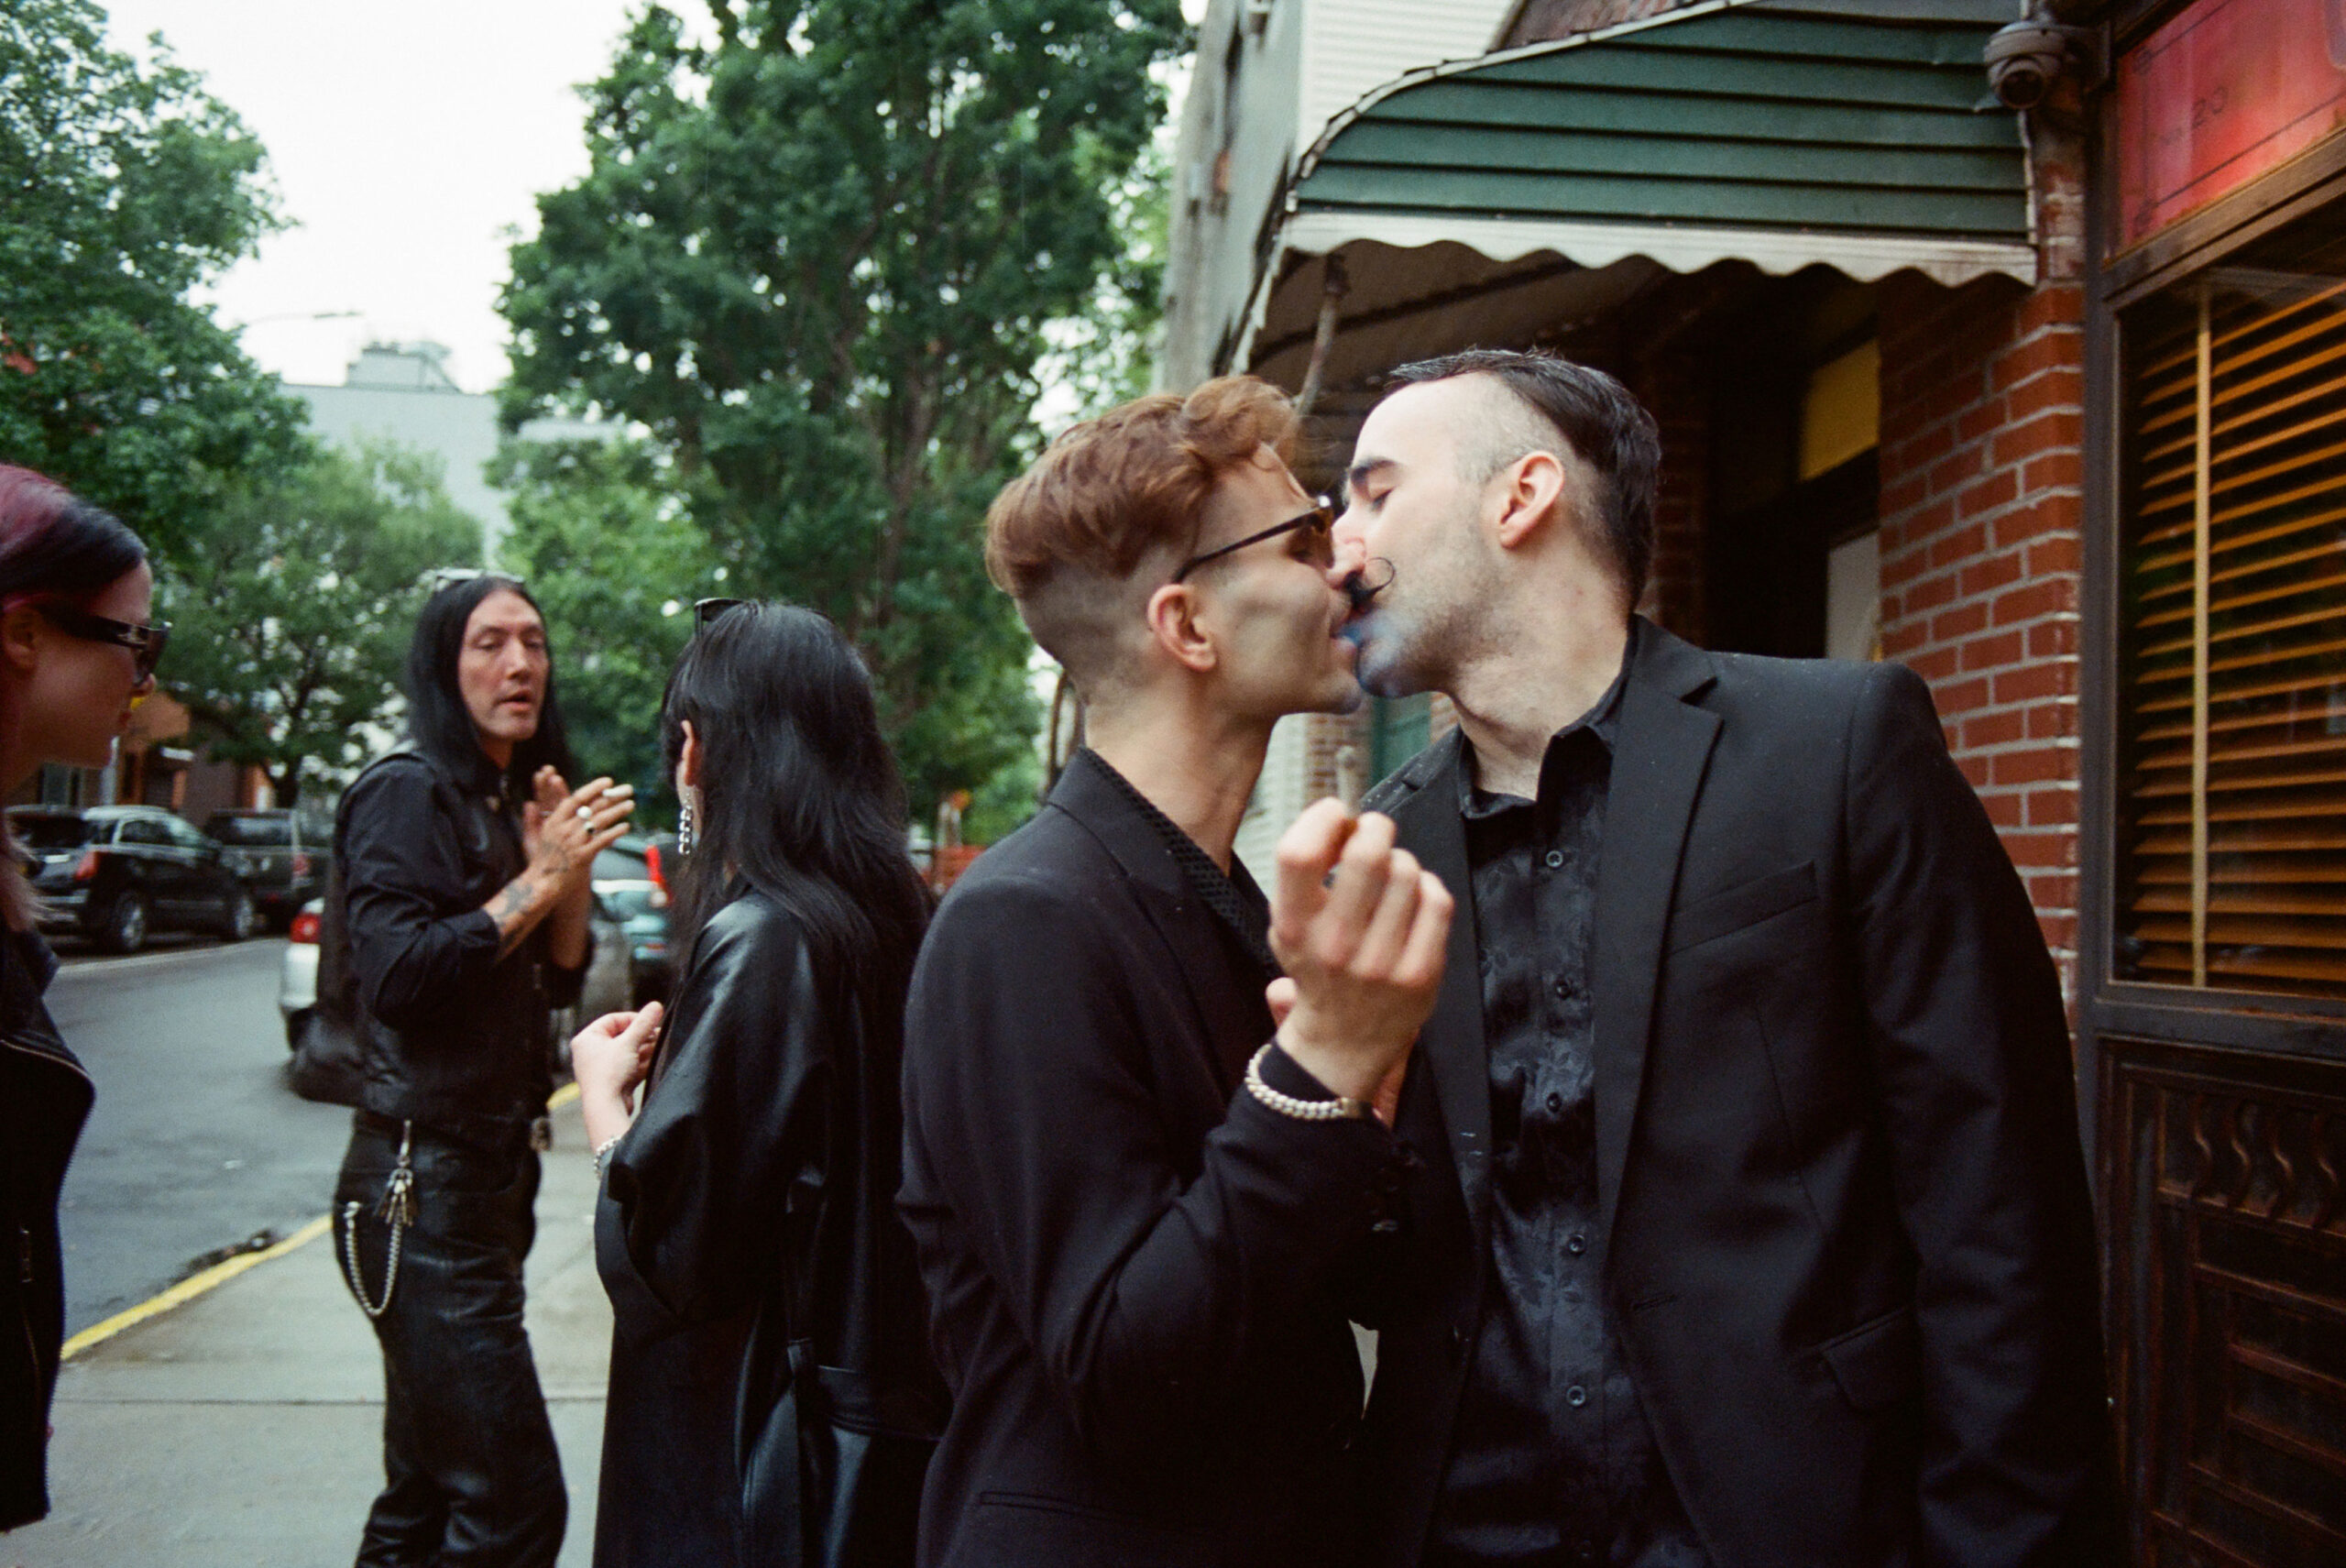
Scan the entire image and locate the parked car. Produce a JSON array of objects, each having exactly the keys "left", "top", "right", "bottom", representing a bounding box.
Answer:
[
  {"left": 594, "top": 837, "right": 674, "bottom": 1007},
  {"left": 279, "top": 894, "right": 635, "bottom": 1053},
  {"left": 205, "top": 806, "right": 334, "bottom": 931},
  {"left": 12, "top": 804, "right": 258, "bottom": 953}
]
